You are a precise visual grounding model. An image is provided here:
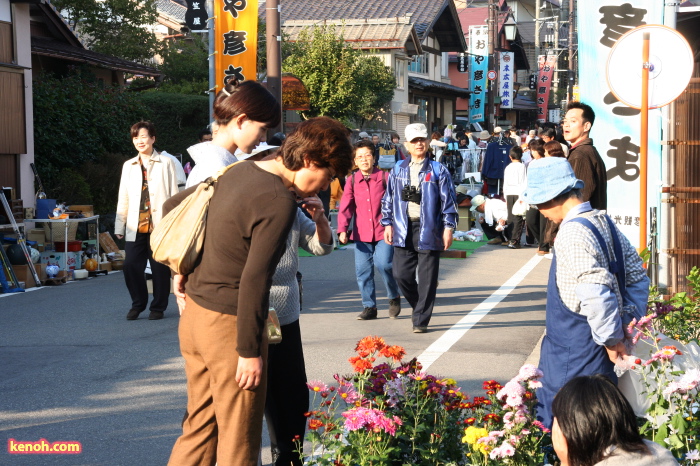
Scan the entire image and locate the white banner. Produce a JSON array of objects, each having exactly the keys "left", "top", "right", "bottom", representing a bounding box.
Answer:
[
  {"left": 576, "top": 0, "right": 663, "bottom": 248},
  {"left": 498, "top": 52, "right": 514, "bottom": 109}
]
